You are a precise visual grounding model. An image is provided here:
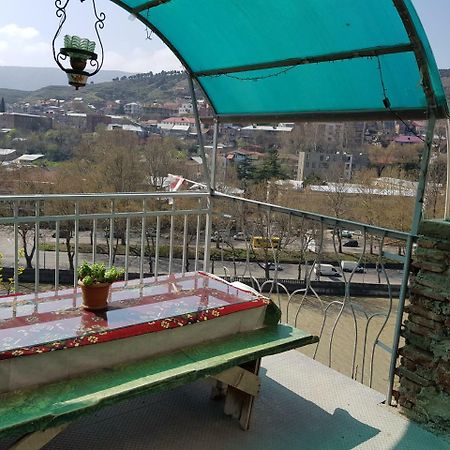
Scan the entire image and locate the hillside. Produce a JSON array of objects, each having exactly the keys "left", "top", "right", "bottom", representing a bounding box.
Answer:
[
  {"left": 0, "top": 70, "right": 190, "bottom": 107},
  {"left": 0, "top": 66, "right": 131, "bottom": 91}
]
